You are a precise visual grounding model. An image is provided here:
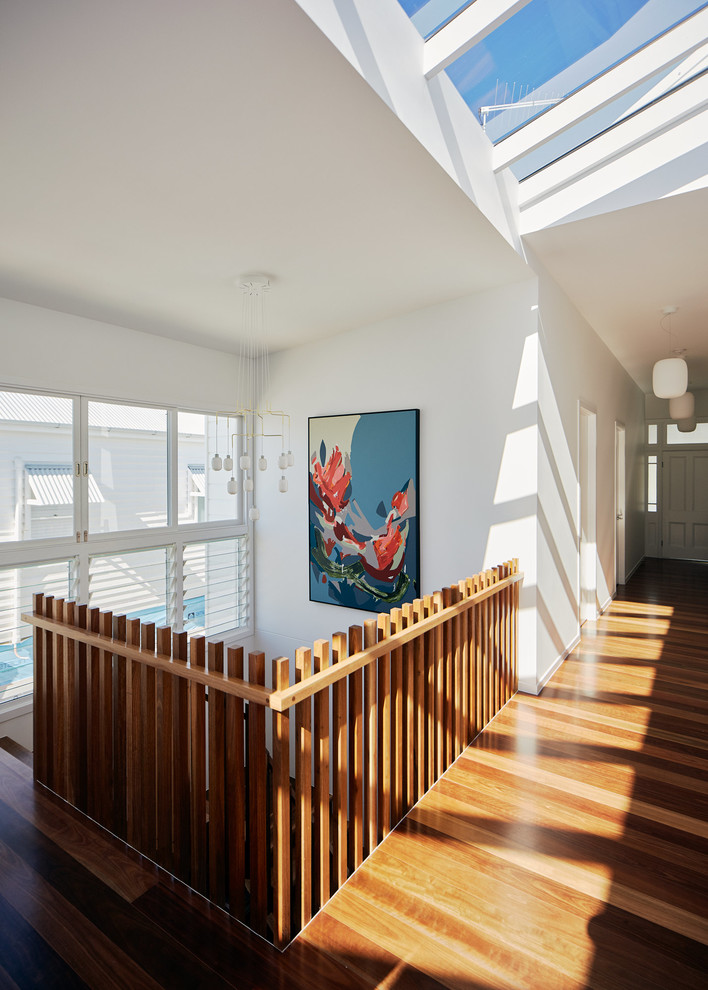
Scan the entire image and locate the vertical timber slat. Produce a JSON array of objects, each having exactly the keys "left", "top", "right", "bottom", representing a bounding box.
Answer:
[
  {"left": 272, "top": 657, "right": 291, "bottom": 950},
  {"left": 75, "top": 603, "right": 88, "bottom": 814},
  {"left": 141, "top": 622, "right": 157, "bottom": 859},
  {"left": 312, "top": 640, "right": 330, "bottom": 913},
  {"left": 247, "top": 652, "right": 267, "bottom": 937},
  {"left": 189, "top": 636, "right": 207, "bottom": 897},
  {"left": 377, "top": 613, "right": 391, "bottom": 842},
  {"left": 348, "top": 625, "right": 363, "bottom": 872},
  {"left": 156, "top": 626, "right": 174, "bottom": 873},
  {"left": 331, "top": 632, "right": 348, "bottom": 892},
  {"left": 363, "top": 619, "right": 378, "bottom": 857},
  {"left": 112, "top": 613, "right": 127, "bottom": 840},
  {"left": 172, "top": 631, "right": 190, "bottom": 882},
  {"left": 207, "top": 641, "right": 226, "bottom": 907},
  {"left": 126, "top": 618, "right": 142, "bottom": 849},
  {"left": 295, "top": 648, "right": 312, "bottom": 931},
  {"left": 226, "top": 645, "right": 245, "bottom": 920}
]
